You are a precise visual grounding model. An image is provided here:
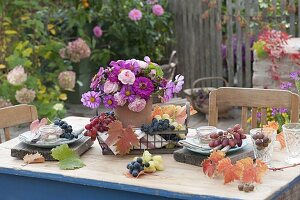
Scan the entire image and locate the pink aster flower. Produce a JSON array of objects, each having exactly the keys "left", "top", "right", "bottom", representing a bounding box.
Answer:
[
  {"left": 7, "top": 65, "right": 27, "bottom": 86},
  {"left": 128, "top": 97, "right": 146, "bottom": 112},
  {"left": 103, "top": 80, "right": 119, "bottom": 94},
  {"left": 128, "top": 9, "right": 142, "bottom": 21},
  {"left": 173, "top": 74, "right": 184, "bottom": 93},
  {"left": 93, "top": 26, "right": 103, "bottom": 38},
  {"left": 118, "top": 69, "right": 136, "bottom": 85},
  {"left": 103, "top": 95, "right": 117, "bottom": 109},
  {"left": 152, "top": 4, "right": 164, "bottom": 16},
  {"left": 81, "top": 91, "right": 101, "bottom": 109},
  {"left": 58, "top": 71, "right": 76, "bottom": 90},
  {"left": 114, "top": 92, "right": 126, "bottom": 106},
  {"left": 15, "top": 88, "right": 36, "bottom": 104}
]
